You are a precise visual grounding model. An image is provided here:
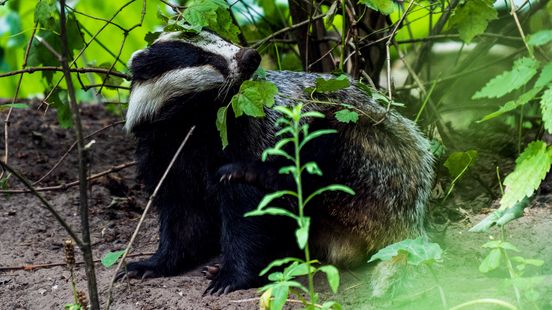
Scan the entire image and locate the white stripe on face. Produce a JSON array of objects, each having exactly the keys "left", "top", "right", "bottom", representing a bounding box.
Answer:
[{"left": 125, "top": 65, "right": 225, "bottom": 130}]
